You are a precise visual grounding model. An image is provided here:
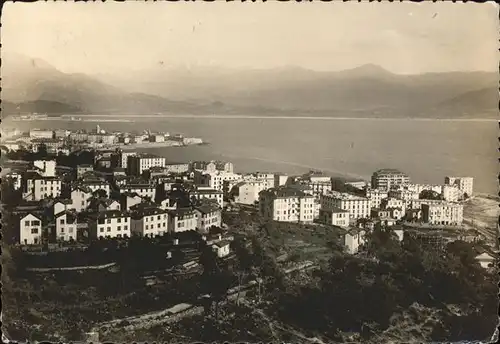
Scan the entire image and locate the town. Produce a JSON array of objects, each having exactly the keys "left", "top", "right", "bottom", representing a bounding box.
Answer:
[
  {"left": 0, "top": 124, "right": 204, "bottom": 154},
  {"left": 1, "top": 126, "right": 497, "bottom": 343}
]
